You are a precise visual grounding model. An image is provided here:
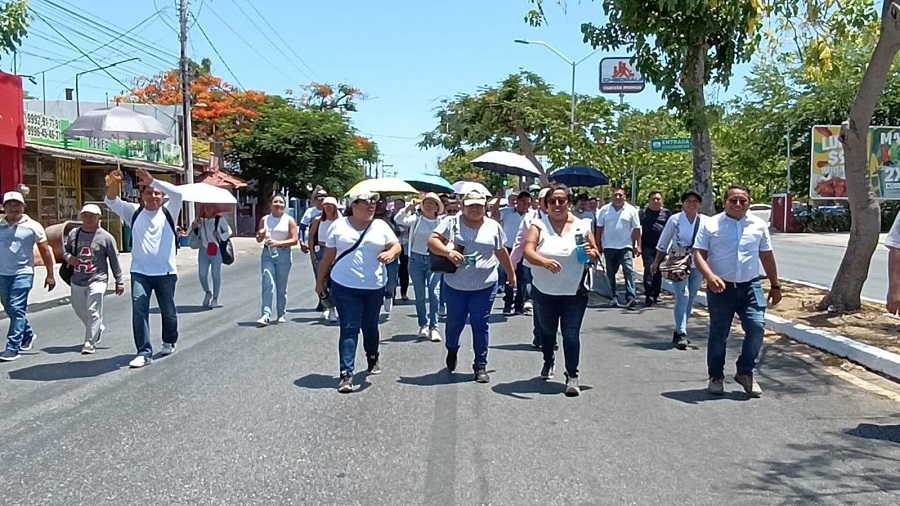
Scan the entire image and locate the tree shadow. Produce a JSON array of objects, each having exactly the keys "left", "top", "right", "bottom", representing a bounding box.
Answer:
[
  {"left": 845, "top": 423, "right": 900, "bottom": 444},
  {"left": 7, "top": 354, "right": 132, "bottom": 381},
  {"left": 492, "top": 378, "right": 594, "bottom": 400},
  {"left": 293, "top": 373, "right": 371, "bottom": 393},
  {"left": 39, "top": 344, "right": 83, "bottom": 355},
  {"left": 660, "top": 388, "right": 749, "bottom": 404},
  {"left": 150, "top": 305, "right": 209, "bottom": 314},
  {"left": 397, "top": 369, "right": 482, "bottom": 386}
]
